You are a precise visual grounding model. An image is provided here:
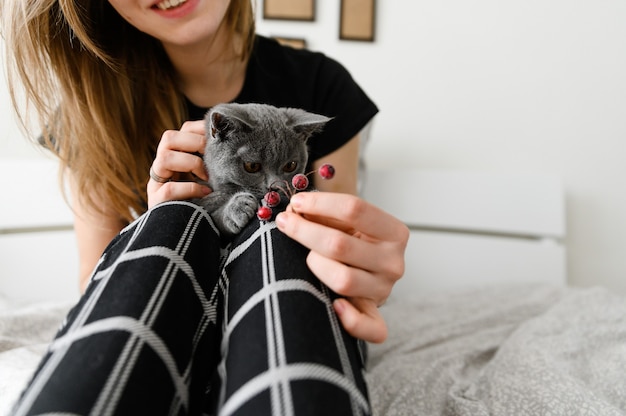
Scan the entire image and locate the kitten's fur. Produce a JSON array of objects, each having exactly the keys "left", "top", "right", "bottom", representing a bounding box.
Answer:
[{"left": 198, "top": 103, "right": 330, "bottom": 237}]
